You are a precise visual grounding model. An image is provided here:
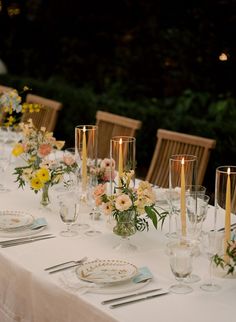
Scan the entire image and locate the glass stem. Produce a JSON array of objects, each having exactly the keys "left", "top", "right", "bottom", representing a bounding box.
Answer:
[{"left": 208, "top": 257, "right": 213, "bottom": 285}]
